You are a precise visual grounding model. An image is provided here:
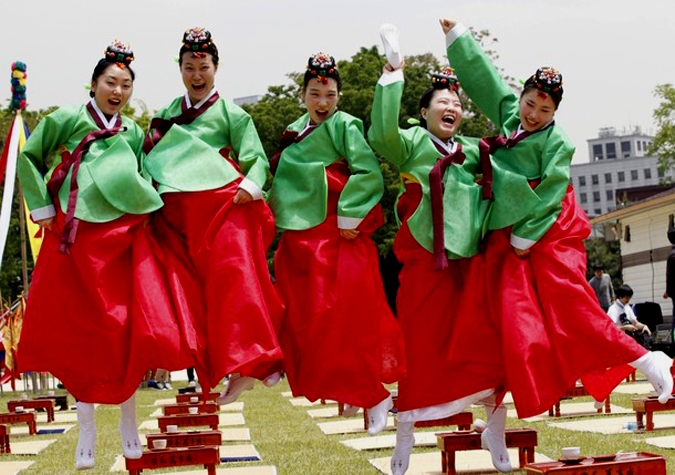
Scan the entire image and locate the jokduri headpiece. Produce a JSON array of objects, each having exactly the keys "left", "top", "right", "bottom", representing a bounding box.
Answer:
[
  {"left": 305, "top": 52, "right": 340, "bottom": 85},
  {"left": 524, "top": 66, "right": 563, "bottom": 105},
  {"left": 431, "top": 66, "right": 460, "bottom": 91},
  {"left": 180, "top": 27, "right": 219, "bottom": 60},
  {"left": 104, "top": 40, "right": 135, "bottom": 69}
]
